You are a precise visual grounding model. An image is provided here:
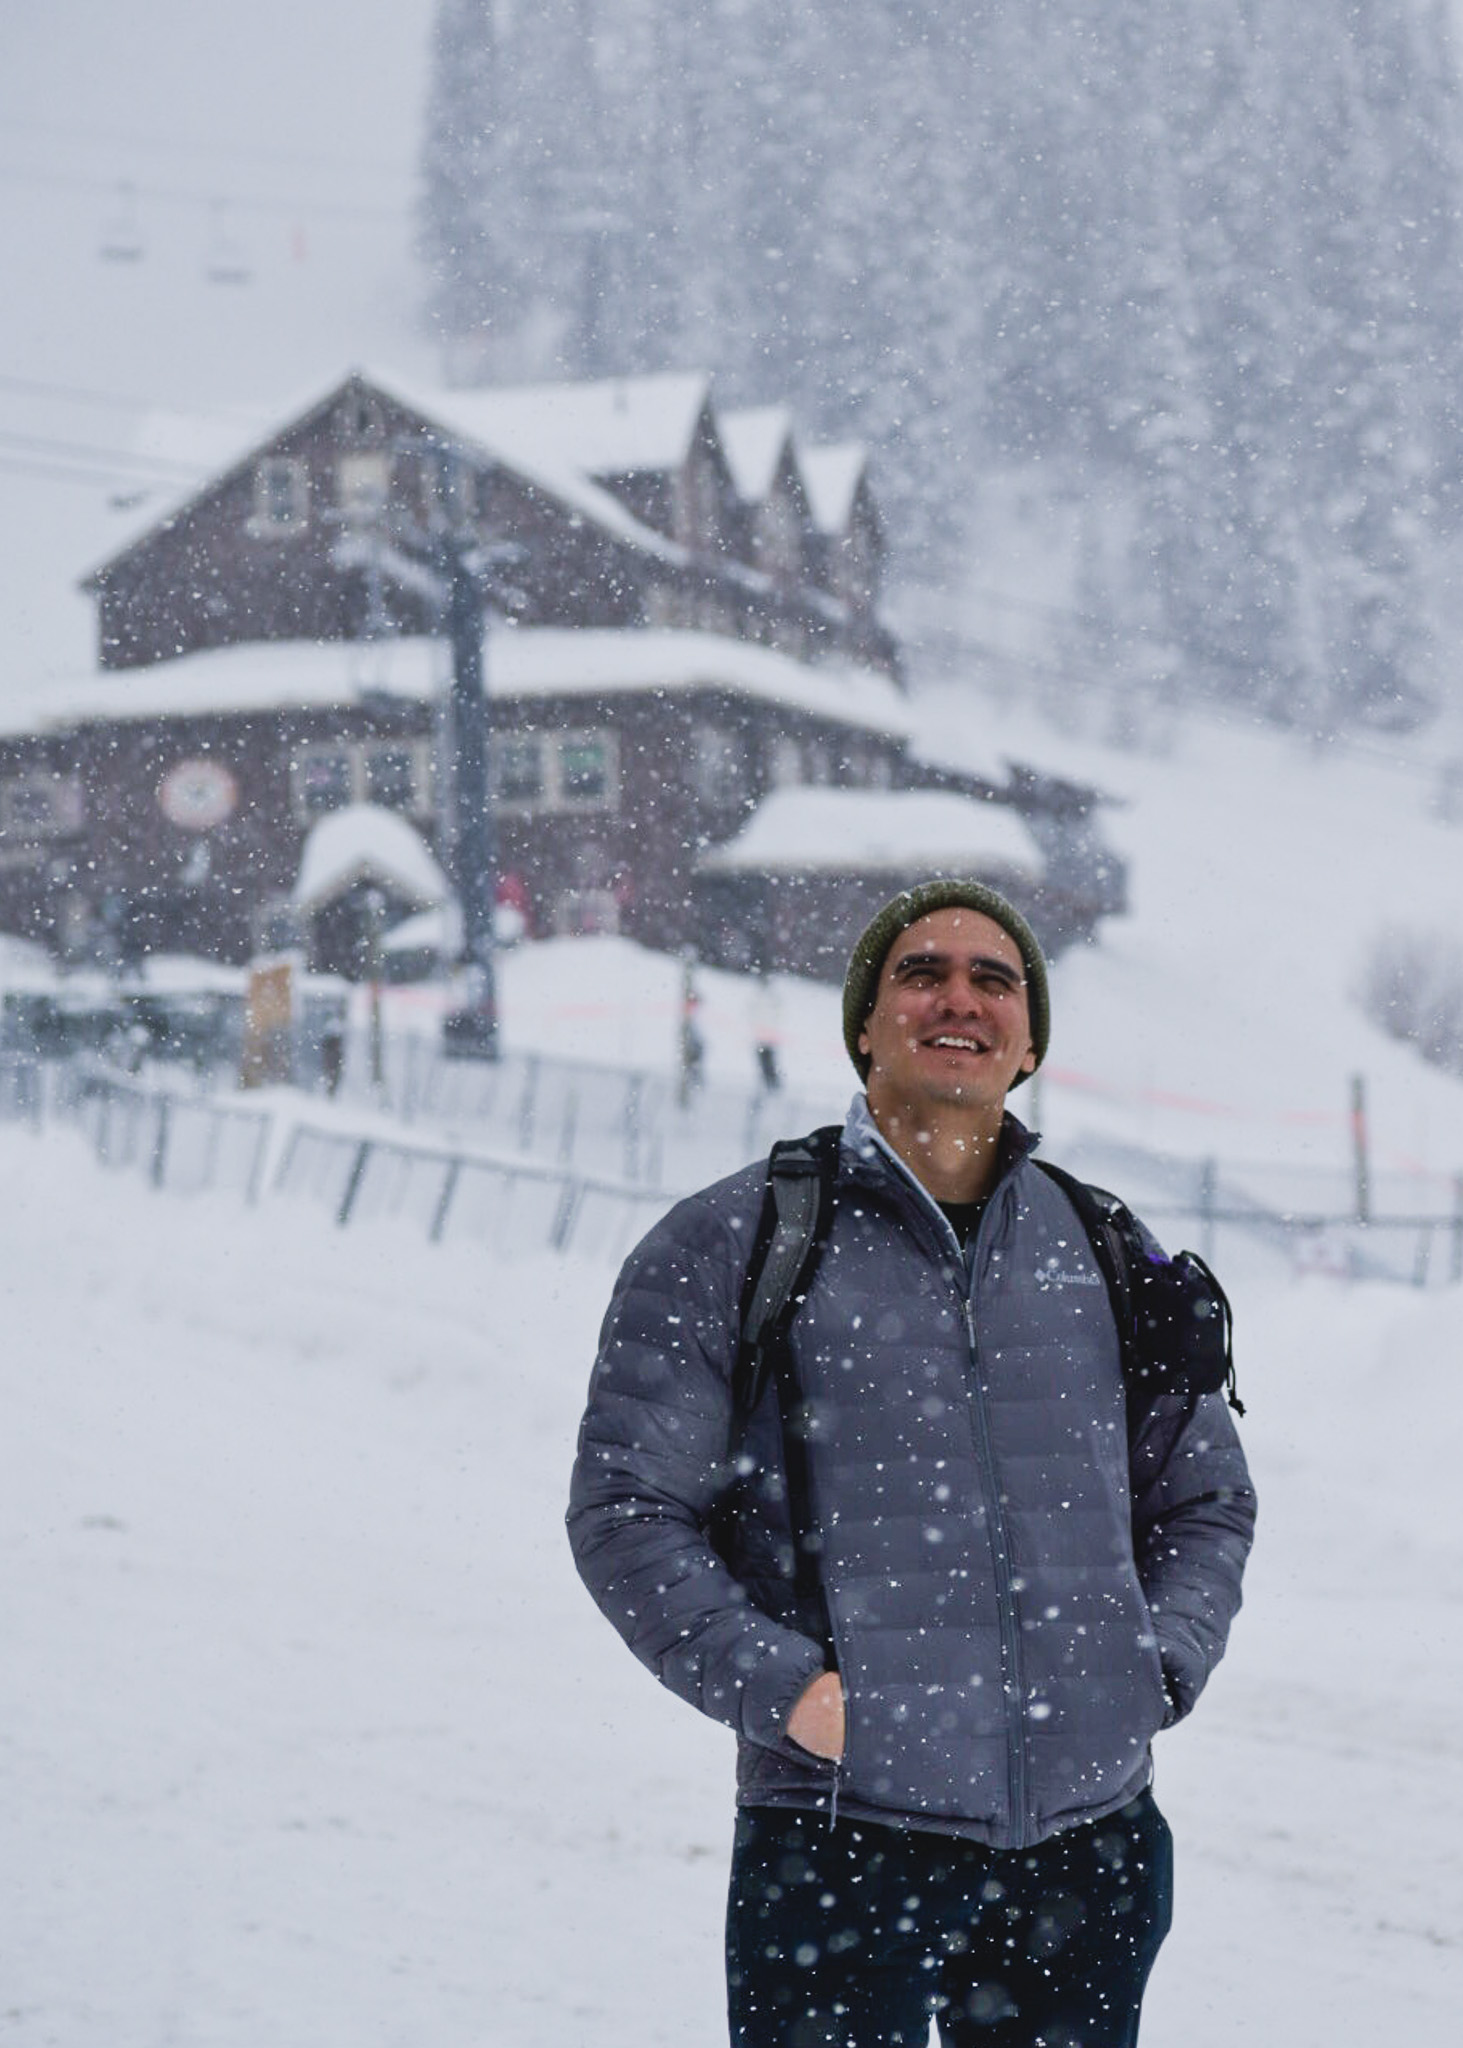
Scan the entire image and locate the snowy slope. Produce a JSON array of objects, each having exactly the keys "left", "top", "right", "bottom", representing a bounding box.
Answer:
[
  {"left": 2, "top": 1115, "right": 1460, "bottom": 2048},
  {"left": 4, "top": 10, "right": 1463, "bottom": 2039},
  {"left": 0, "top": 0, "right": 440, "bottom": 686},
  {"left": 5, "top": 660, "right": 1463, "bottom": 2048}
]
